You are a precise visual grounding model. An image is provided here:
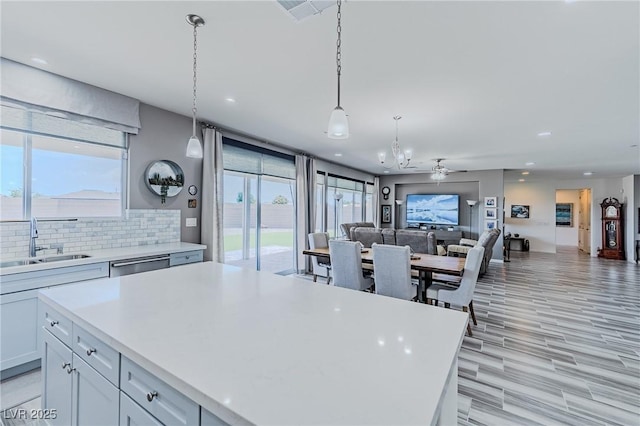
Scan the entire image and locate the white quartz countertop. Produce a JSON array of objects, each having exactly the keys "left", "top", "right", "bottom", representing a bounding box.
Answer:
[
  {"left": 39, "top": 262, "right": 468, "bottom": 425},
  {"left": 0, "top": 242, "right": 206, "bottom": 276}
]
